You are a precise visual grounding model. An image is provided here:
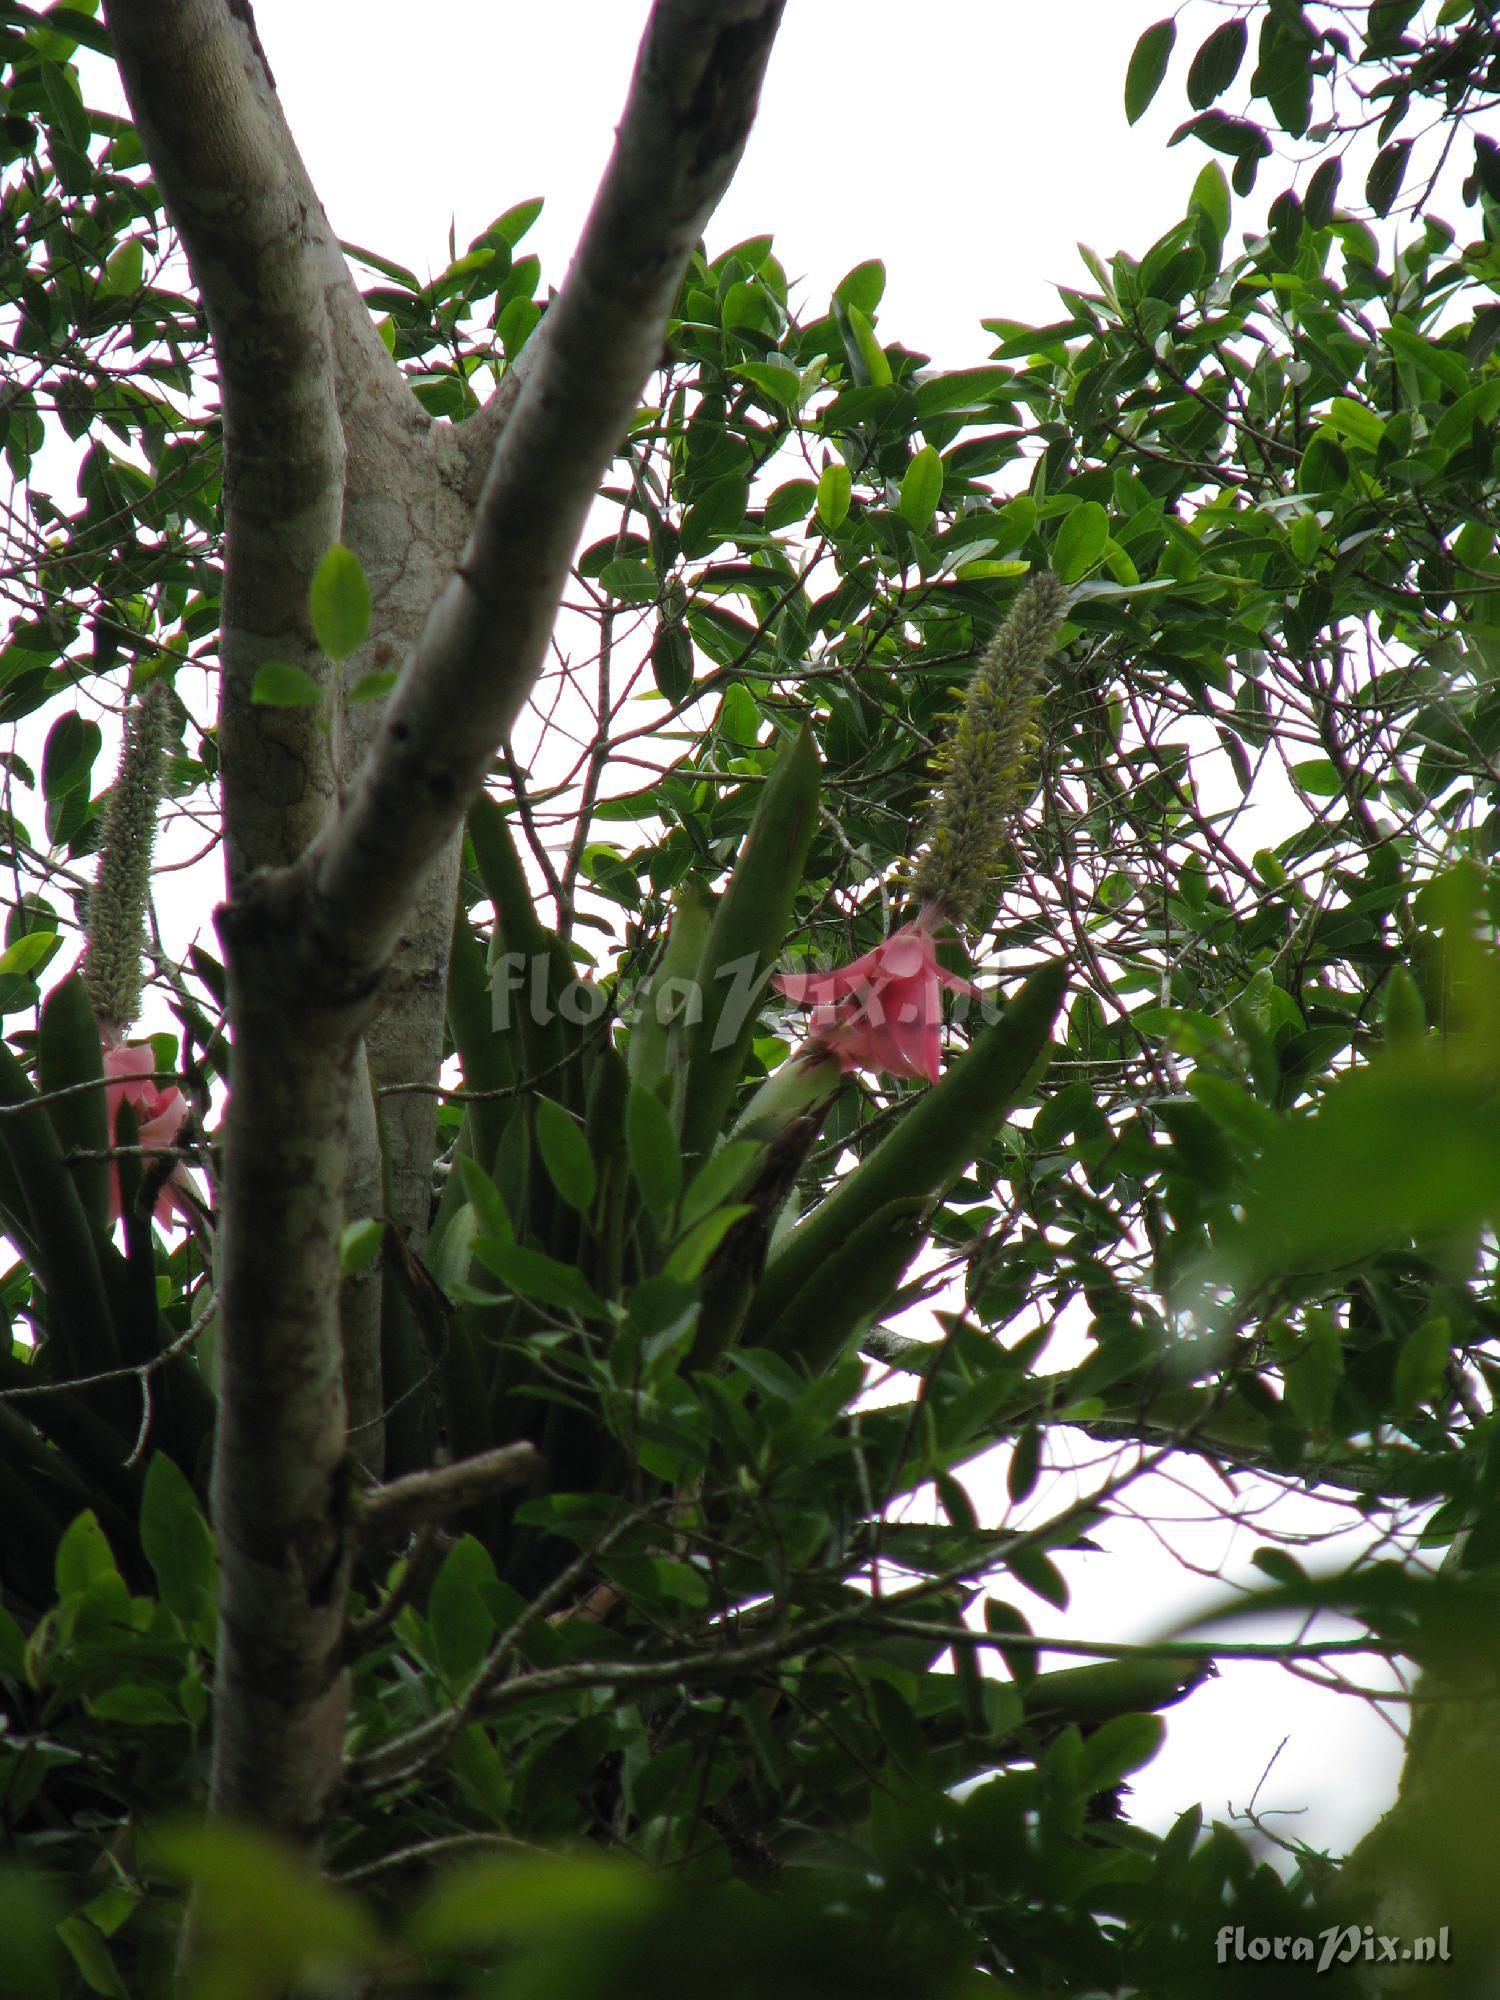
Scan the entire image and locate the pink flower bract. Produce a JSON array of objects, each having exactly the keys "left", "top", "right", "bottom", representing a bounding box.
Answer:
[
  {"left": 103, "top": 1040, "right": 193, "bottom": 1225},
  {"left": 774, "top": 916, "right": 979, "bottom": 1084}
]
